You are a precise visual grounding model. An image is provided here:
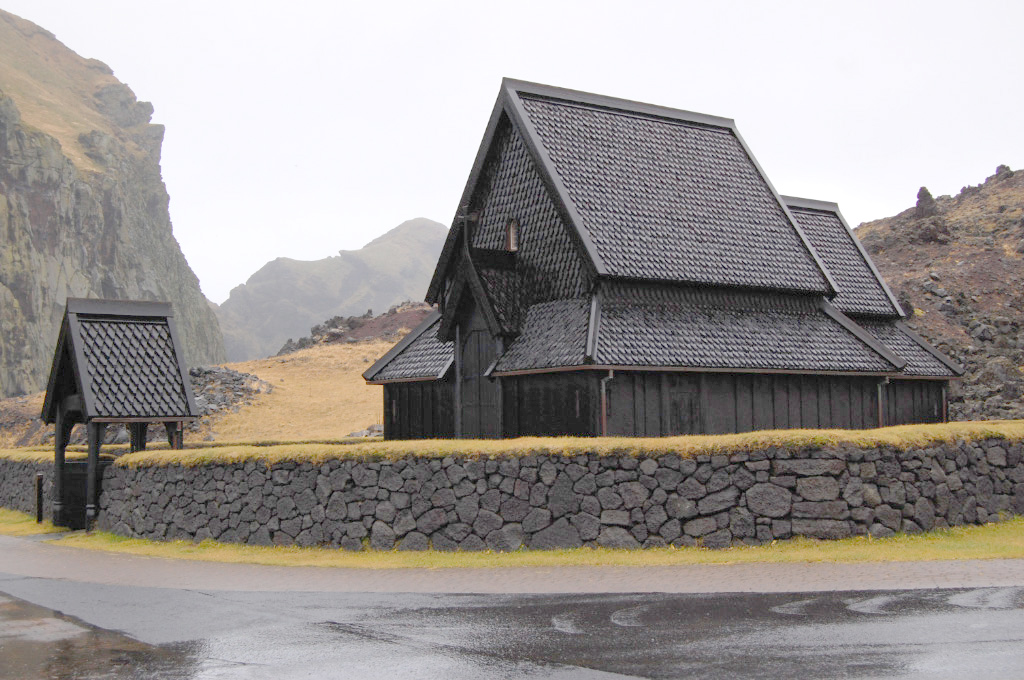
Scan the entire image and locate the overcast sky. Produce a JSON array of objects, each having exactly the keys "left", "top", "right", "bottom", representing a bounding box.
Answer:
[{"left": 4, "top": 0, "right": 1022, "bottom": 303}]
